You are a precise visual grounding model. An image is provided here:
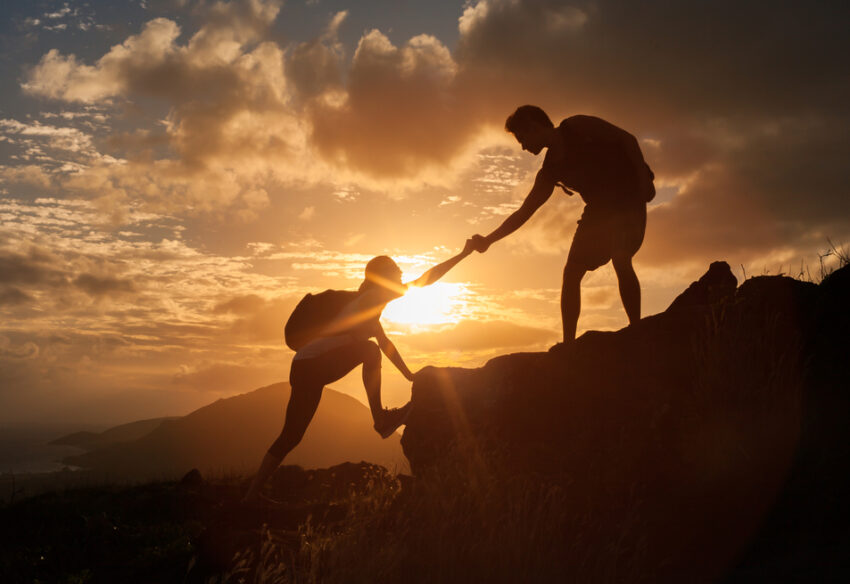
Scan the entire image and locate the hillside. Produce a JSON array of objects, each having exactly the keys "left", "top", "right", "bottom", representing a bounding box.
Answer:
[
  {"left": 63, "top": 383, "right": 406, "bottom": 480},
  {"left": 51, "top": 417, "right": 177, "bottom": 451}
]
